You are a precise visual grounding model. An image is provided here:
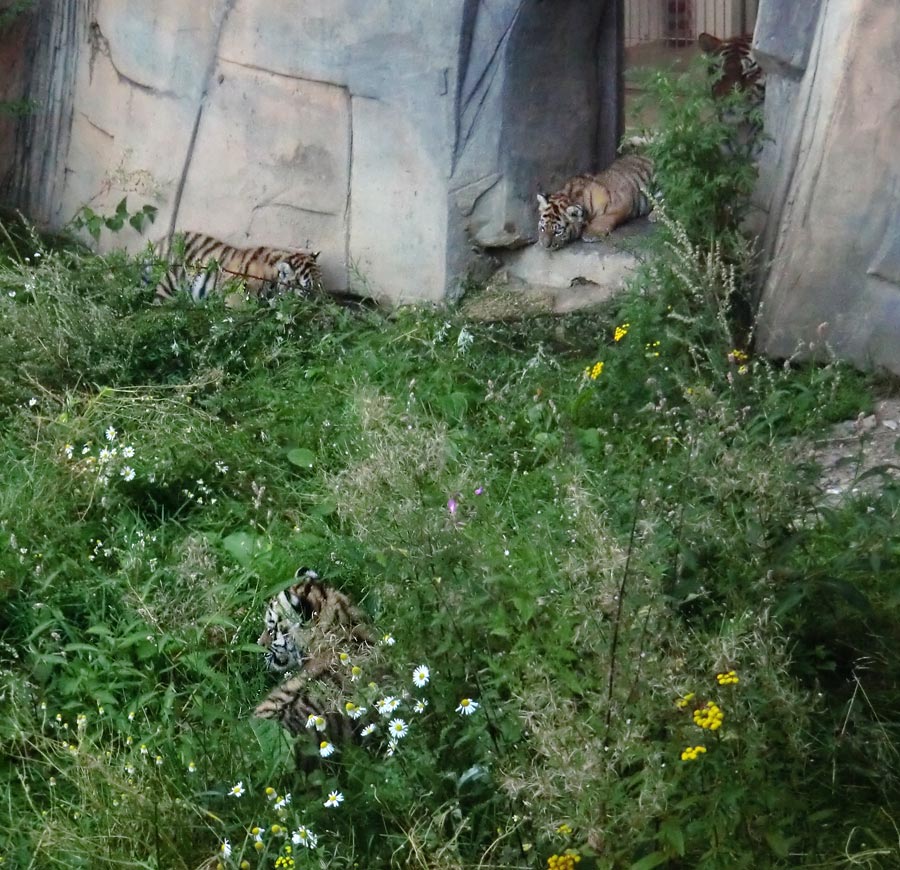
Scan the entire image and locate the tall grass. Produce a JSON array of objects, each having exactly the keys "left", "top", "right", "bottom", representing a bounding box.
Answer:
[{"left": 1, "top": 67, "right": 898, "bottom": 870}]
